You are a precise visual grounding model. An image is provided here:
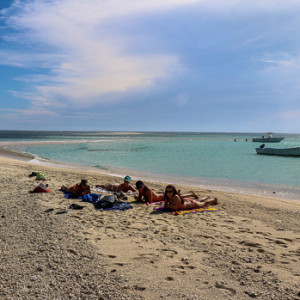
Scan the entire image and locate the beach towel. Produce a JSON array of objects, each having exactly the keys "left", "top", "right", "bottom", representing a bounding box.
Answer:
[
  {"left": 60, "top": 190, "right": 132, "bottom": 210},
  {"left": 61, "top": 190, "right": 78, "bottom": 199},
  {"left": 154, "top": 206, "right": 221, "bottom": 215},
  {"left": 92, "top": 187, "right": 110, "bottom": 193},
  {"left": 82, "top": 193, "right": 100, "bottom": 203},
  {"left": 61, "top": 190, "right": 100, "bottom": 202}
]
